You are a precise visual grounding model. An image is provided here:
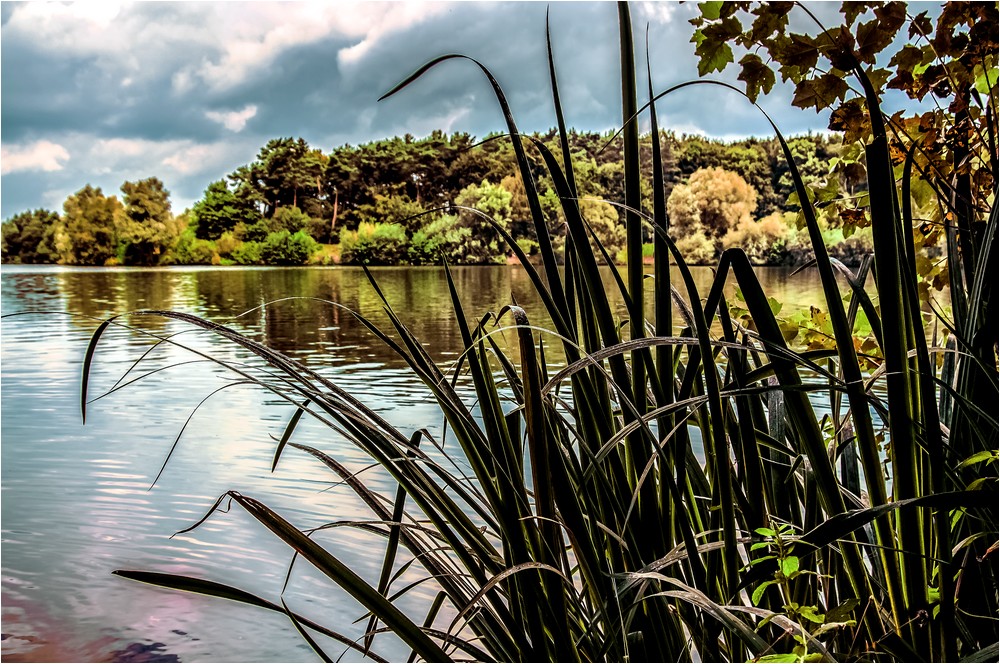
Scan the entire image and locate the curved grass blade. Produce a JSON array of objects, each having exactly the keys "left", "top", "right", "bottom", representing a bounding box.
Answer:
[
  {"left": 152, "top": 380, "right": 256, "bottom": 489},
  {"left": 365, "top": 429, "right": 425, "bottom": 652},
  {"left": 279, "top": 596, "right": 333, "bottom": 663},
  {"left": 225, "top": 491, "right": 451, "bottom": 662},
  {"left": 273, "top": 399, "right": 311, "bottom": 473},
  {"left": 112, "top": 570, "right": 388, "bottom": 663}
]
